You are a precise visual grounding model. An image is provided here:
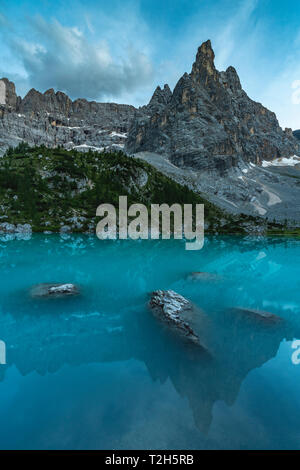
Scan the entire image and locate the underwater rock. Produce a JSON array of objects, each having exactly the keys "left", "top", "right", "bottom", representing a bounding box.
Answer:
[
  {"left": 231, "top": 307, "right": 282, "bottom": 324},
  {"left": 149, "top": 289, "right": 202, "bottom": 346},
  {"left": 30, "top": 283, "right": 79, "bottom": 299},
  {"left": 187, "top": 272, "right": 221, "bottom": 281}
]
